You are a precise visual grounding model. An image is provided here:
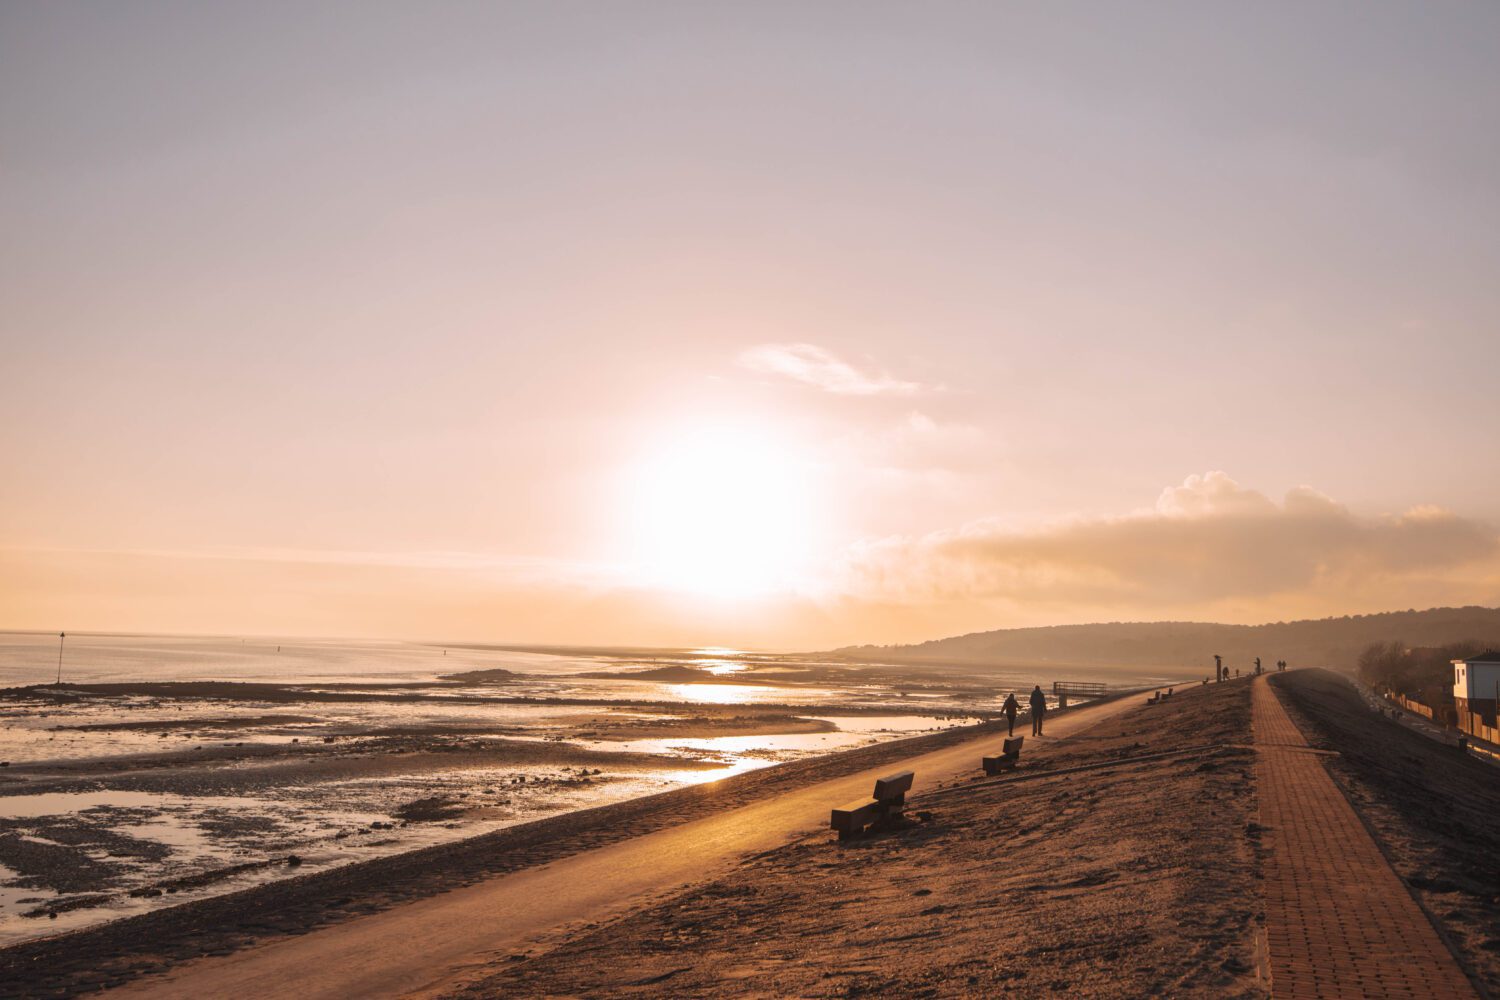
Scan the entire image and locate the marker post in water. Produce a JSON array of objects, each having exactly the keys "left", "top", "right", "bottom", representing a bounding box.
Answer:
[{"left": 56, "top": 631, "right": 66, "bottom": 685}]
